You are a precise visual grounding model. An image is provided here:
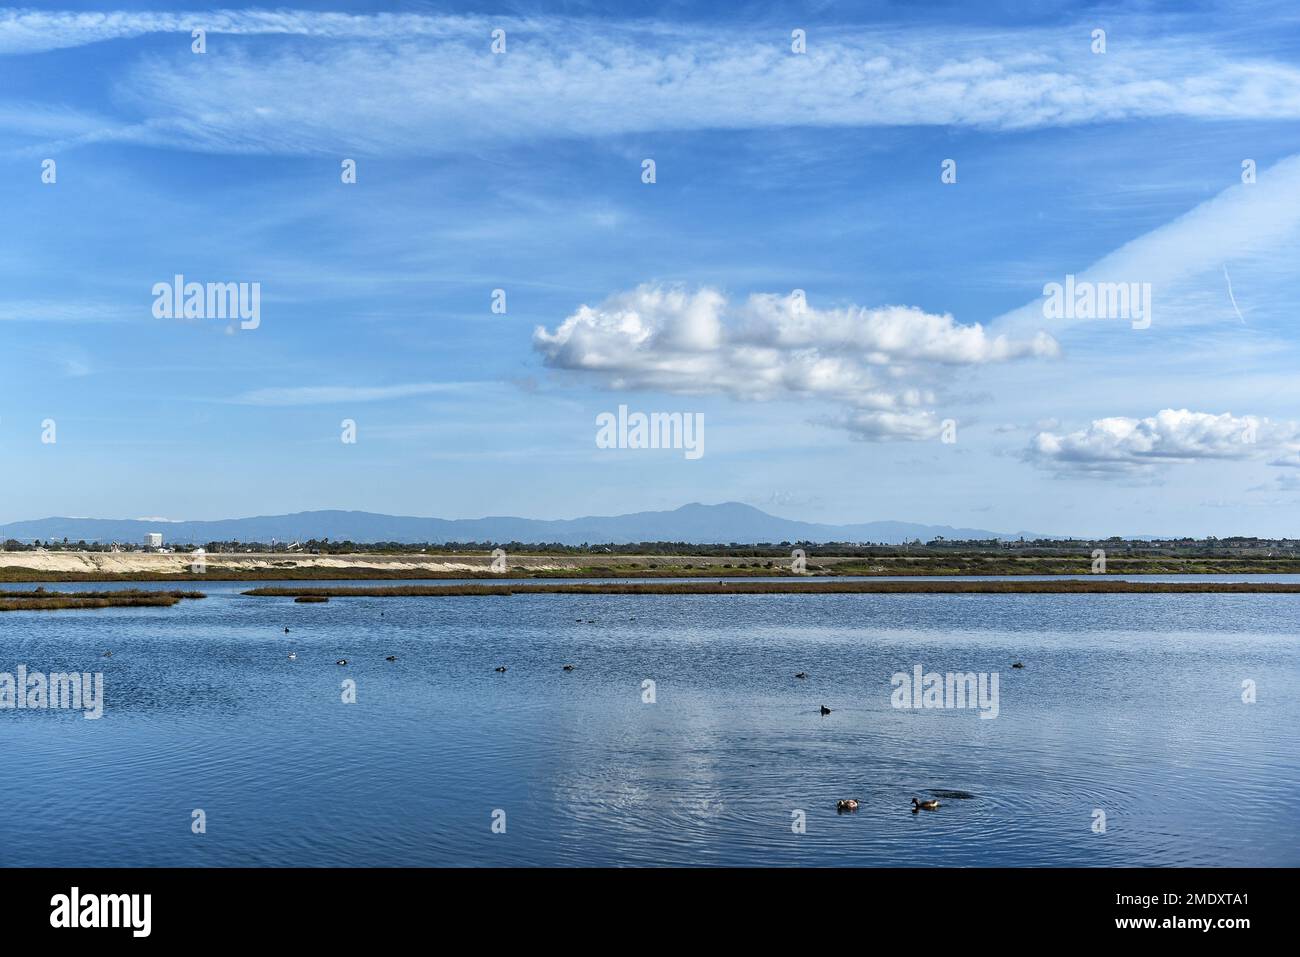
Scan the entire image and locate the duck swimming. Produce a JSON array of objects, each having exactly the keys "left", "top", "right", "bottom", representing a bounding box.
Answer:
[
  {"left": 103, "top": 651, "right": 112, "bottom": 658},
  {"left": 287, "top": 653, "right": 297, "bottom": 661},
  {"left": 836, "top": 799, "right": 860, "bottom": 812},
  {"left": 819, "top": 705, "right": 832, "bottom": 715},
  {"left": 336, "top": 659, "right": 348, "bottom": 666},
  {"left": 1011, "top": 662, "right": 1025, "bottom": 669},
  {"left": 284, "top": 627, "right": 290, "bottom": 634},
  {"left": 795, "top": 672, "right": 808, "bottom": 679},
  {"left": 911, "top": 797, "right": 940, "bottom": 812},
  {"left": 494, "top": 666, "right": 507, "bottom": 672},
  {"left": 562, "top": 664, "right": 575, "bottom": 671},
  {"left": 385, "top": 655, "right": 397, "bottom": 661}
]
